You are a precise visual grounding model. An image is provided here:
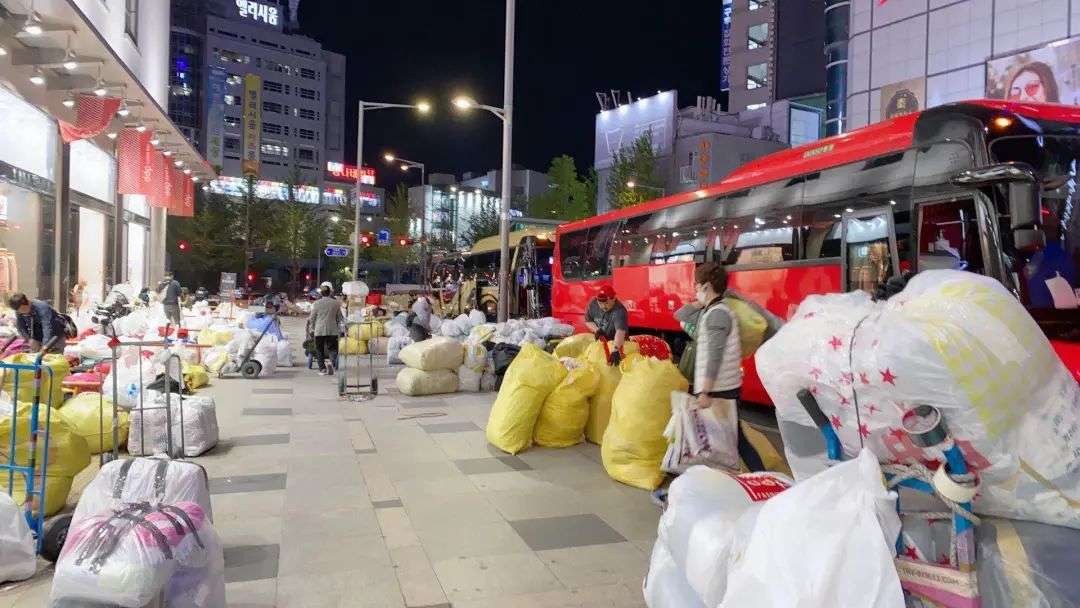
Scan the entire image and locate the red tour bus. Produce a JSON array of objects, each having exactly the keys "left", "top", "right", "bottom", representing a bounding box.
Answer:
[{"left": 552, "top": 100, "right": 1080, "bottom": 405}]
